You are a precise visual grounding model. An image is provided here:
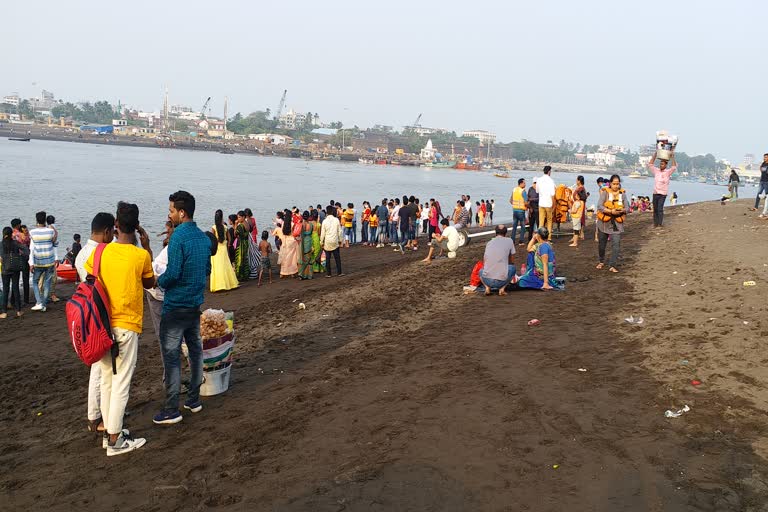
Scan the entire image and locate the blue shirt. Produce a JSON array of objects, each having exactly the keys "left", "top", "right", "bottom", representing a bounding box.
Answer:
[{"left": 158, "top": 221, "right": 211, "bottom": 313}]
